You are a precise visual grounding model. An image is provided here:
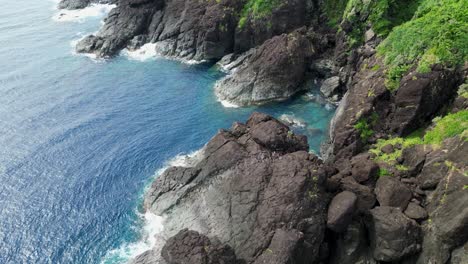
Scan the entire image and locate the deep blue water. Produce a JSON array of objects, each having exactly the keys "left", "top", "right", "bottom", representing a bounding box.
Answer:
[{"left": 0, "top": 1, "right": 335, "bottom": 263}]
